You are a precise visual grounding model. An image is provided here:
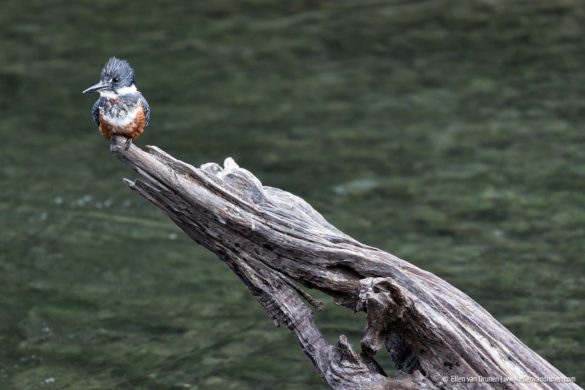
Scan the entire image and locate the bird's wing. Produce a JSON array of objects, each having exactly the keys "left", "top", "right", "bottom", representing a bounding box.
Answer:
[
  {"left": 140, "top": 94, "right": 150, "bottom": 127},
  {"left": 91, "top": 97, "right": 105, "bottom": 127}
]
